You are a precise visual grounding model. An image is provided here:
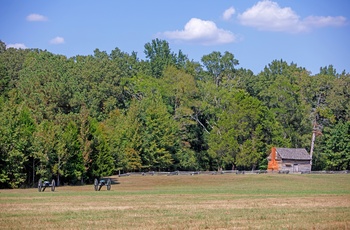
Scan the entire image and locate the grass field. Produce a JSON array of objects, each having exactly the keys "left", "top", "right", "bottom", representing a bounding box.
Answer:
[{"left": 1, "top": 173, "right": 350, "bottom": 229}]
